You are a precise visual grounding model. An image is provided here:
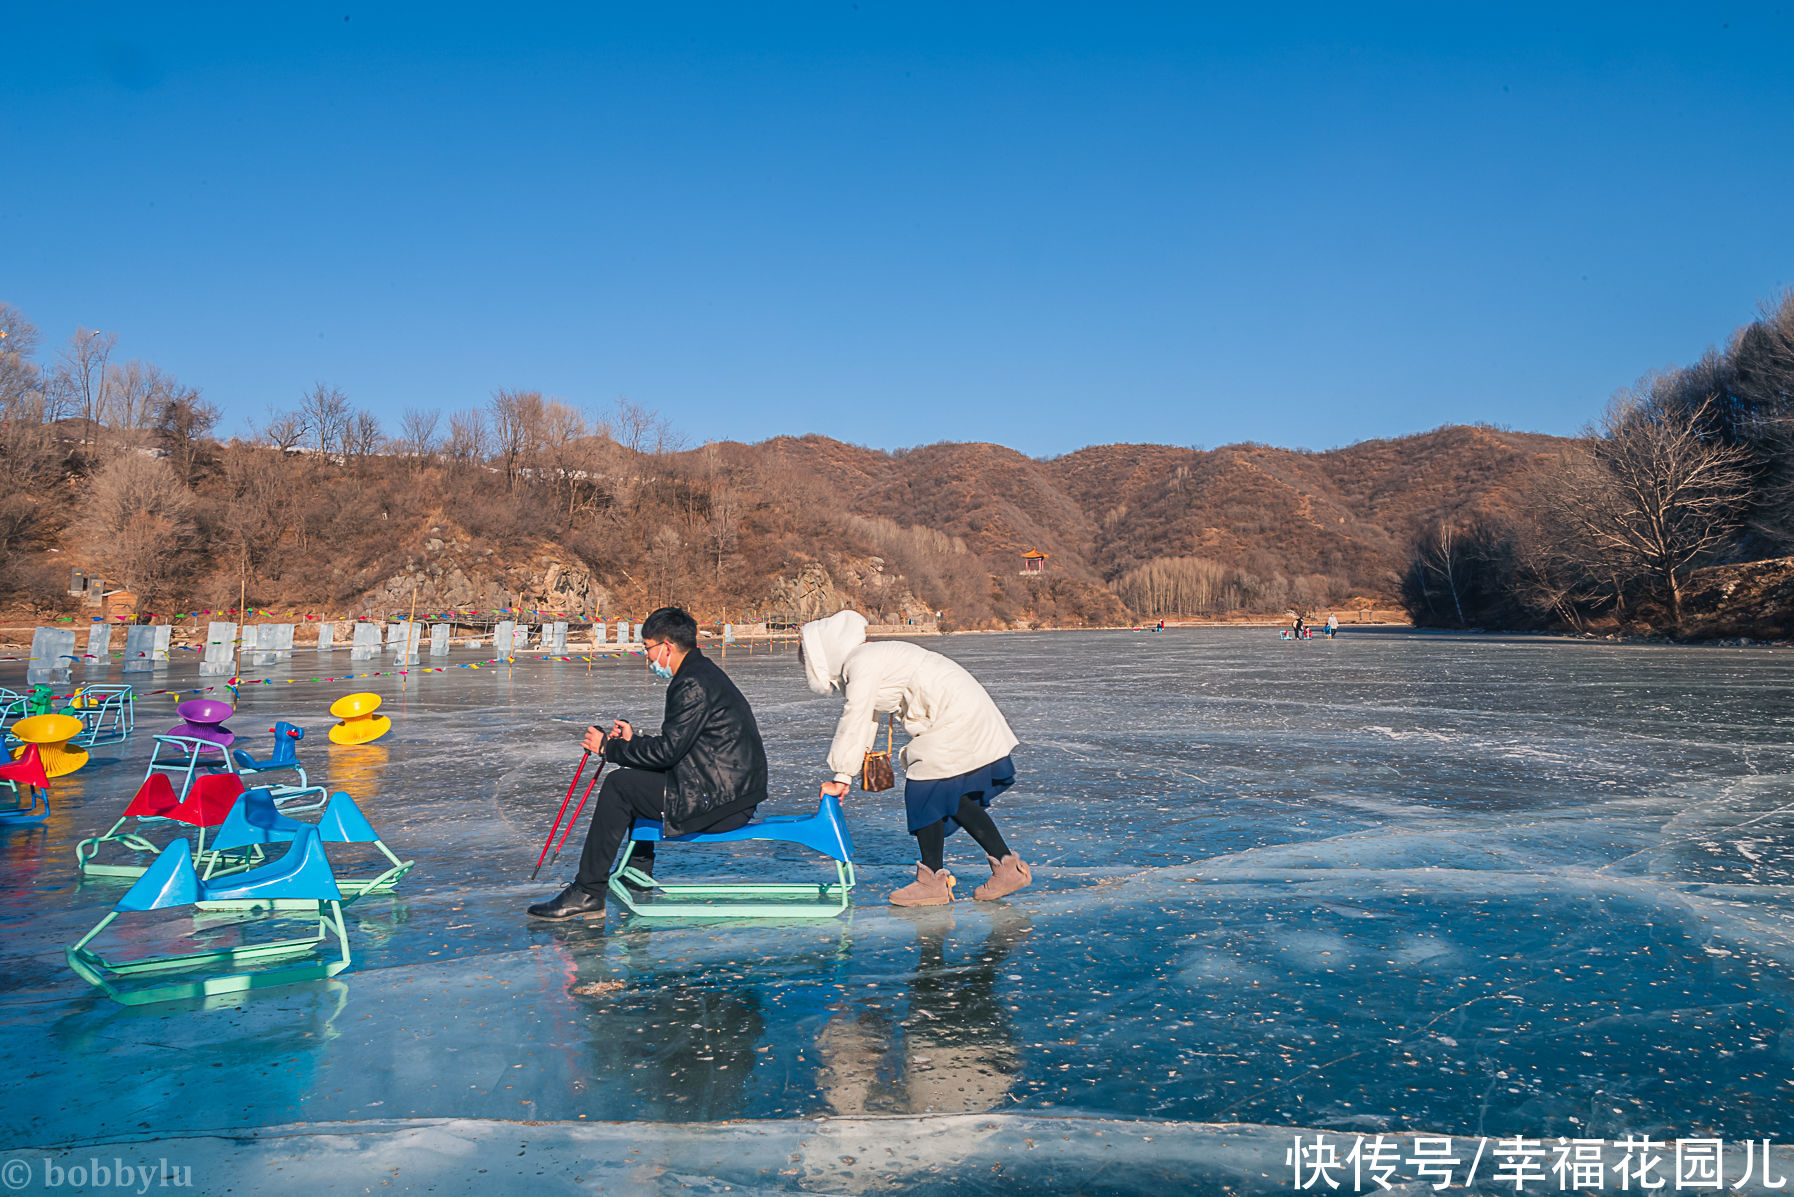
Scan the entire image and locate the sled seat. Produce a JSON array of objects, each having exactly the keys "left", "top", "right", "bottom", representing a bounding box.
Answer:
[
  {"left": 76, "top": 773, "right": 244, "bottom": 878},
  {"left": 0, "top": 743, "right": 52, "bottom": 825}
]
